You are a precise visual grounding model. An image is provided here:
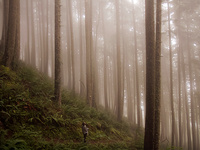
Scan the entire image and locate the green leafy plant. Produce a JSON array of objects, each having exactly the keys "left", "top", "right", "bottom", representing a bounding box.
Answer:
[
  {"left": 0, "top": 64, "right": 137, "bottom": 150},
  {"left": 0, "top": 139, "right": 30, "bottom": 150}
]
